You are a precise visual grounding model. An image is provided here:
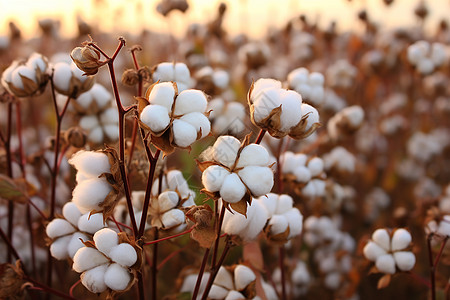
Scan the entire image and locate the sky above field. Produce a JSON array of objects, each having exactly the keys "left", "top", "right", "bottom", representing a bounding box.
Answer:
[{"left": 0, "top": 0, "right": 449, "bottom": 38}]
